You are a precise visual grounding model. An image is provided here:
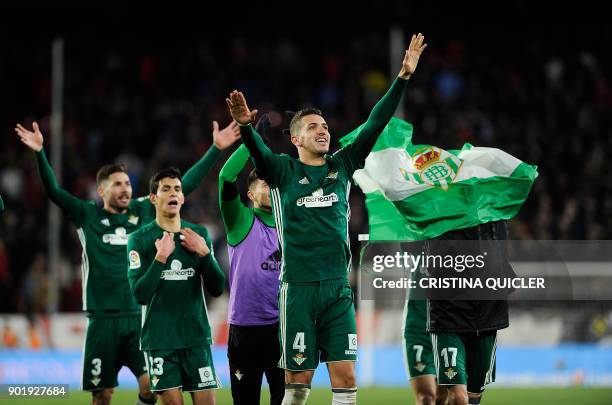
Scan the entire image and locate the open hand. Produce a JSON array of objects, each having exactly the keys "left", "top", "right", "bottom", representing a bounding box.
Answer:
[
  {"left": 212, "top": 120, "right": 240, "bottom": 150},
  {"left": 15, "top": 122, "right": 44, "bottom": 152},
  {"left": 180, "top": 228, "right": 210, "bottom": 257},
  {"left": 226, "top": 90, "right": 258, "bottom": 125},
  {"left": 398, "top": 33, "right": 427, "bottom": 79}
]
